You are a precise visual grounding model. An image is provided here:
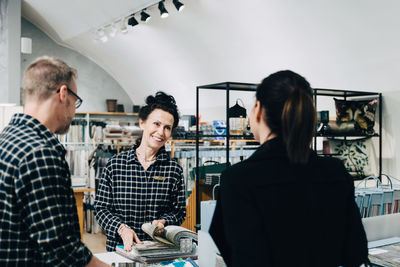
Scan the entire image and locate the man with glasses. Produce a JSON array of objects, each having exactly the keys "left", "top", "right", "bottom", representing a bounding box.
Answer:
[{"left": 0, "top": 56, "right": 110, "bottom": 266}]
